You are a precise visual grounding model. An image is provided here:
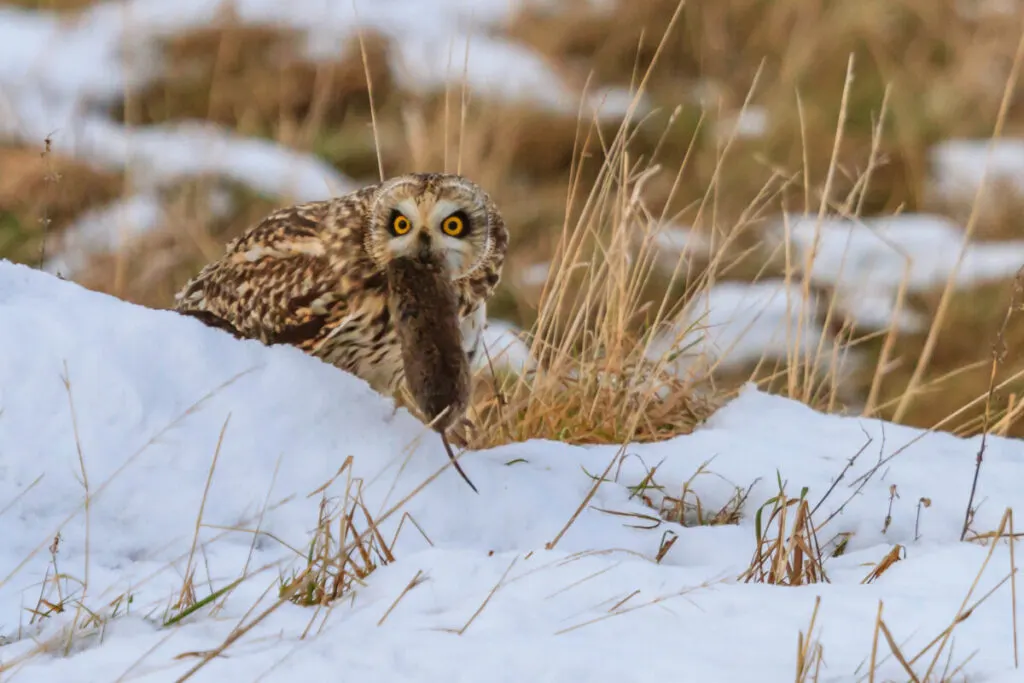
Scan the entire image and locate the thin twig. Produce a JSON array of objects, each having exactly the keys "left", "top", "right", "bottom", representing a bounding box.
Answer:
[{"left": 961, "top": 270, "right": 1023, "bottom": 541}]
